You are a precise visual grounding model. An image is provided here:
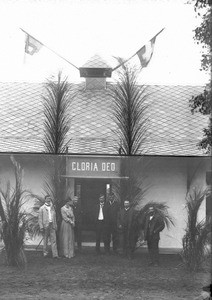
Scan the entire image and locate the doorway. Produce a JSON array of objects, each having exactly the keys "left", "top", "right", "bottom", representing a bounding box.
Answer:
[{"left": 75, "top": 178, "right": 111, "bottom": 231}]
